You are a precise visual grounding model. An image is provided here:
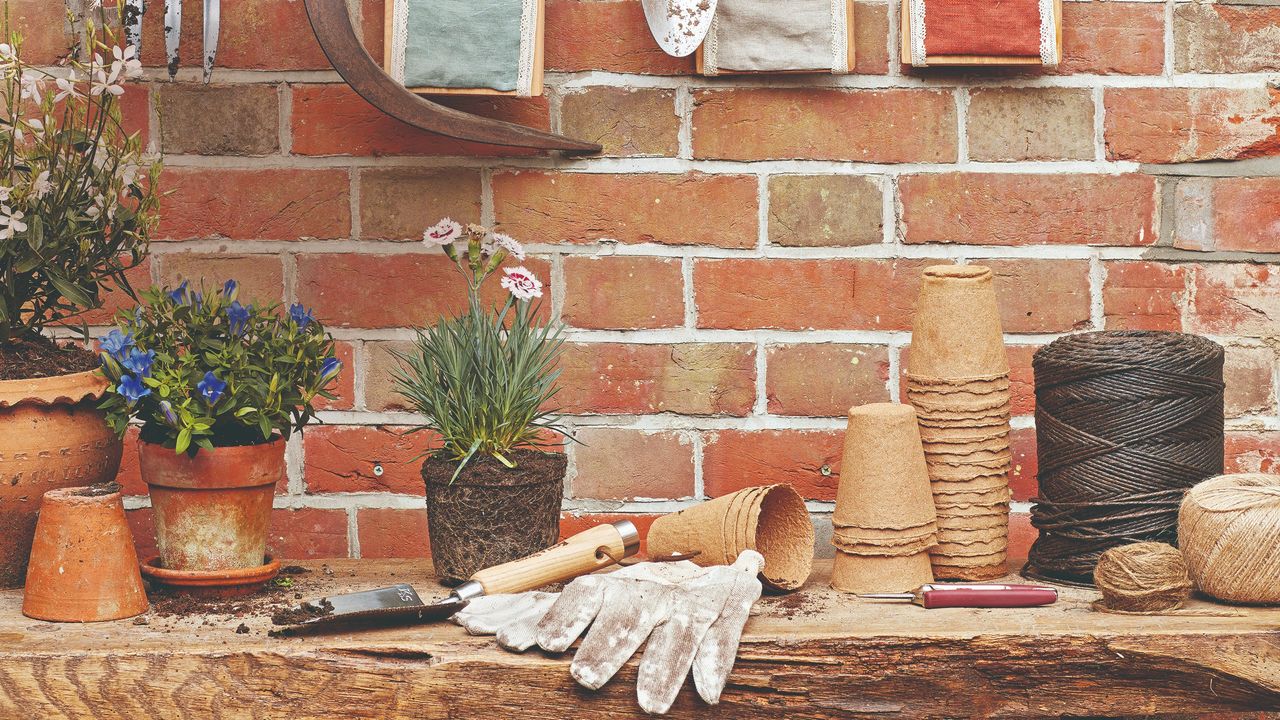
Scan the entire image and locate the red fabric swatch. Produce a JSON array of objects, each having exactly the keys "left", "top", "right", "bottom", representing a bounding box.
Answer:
[{"left": 923, "top": 0, "right": 1042, "bottom": 57}]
